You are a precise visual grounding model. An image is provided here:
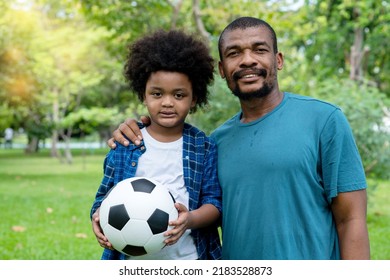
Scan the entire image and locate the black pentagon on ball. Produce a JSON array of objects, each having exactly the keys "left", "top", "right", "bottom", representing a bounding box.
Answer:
[
  {"left": 168, "top": 191, "right": 176, "bottom": 203},
  {"left": 131, "top": 178, "right": 156, "bottom": 193},
  {"left": 147, "top": 208, "right": 169, "bottom": 234},
  {"left": 108, "top": 204, "right": 130, "bottom": 230},
  {"left": 122, "top": 244, "right": 147, "bottom": 256}
]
